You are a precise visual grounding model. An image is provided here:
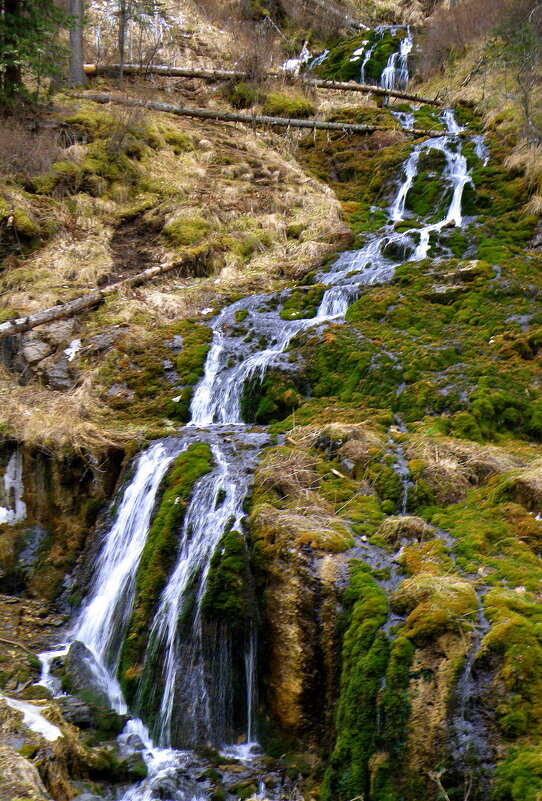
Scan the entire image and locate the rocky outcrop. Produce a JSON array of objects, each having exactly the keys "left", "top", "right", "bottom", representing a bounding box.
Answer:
[{"left": 0, "top": 744, "right": 51, "bottom": 800}]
